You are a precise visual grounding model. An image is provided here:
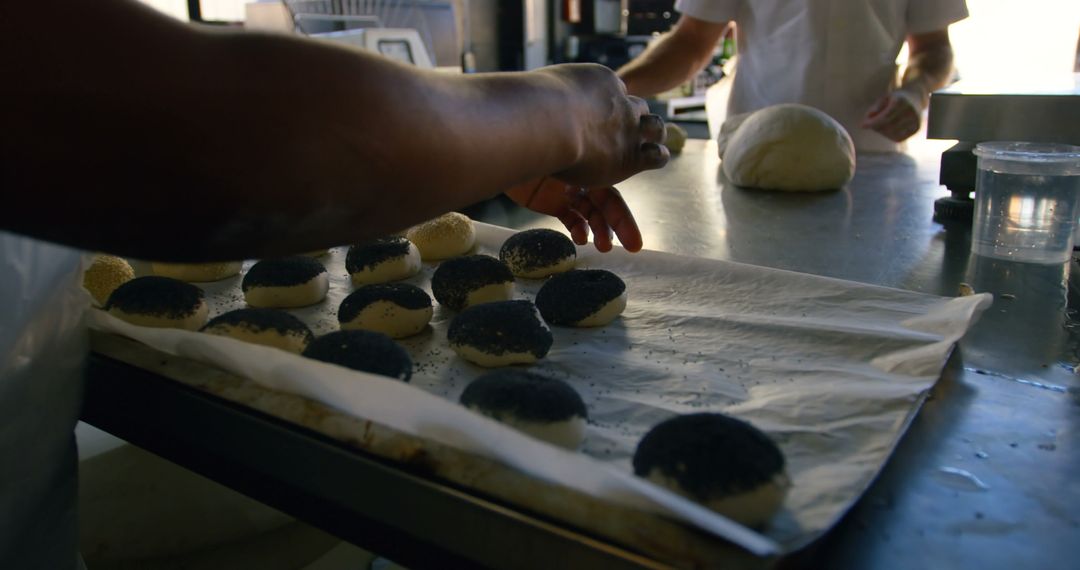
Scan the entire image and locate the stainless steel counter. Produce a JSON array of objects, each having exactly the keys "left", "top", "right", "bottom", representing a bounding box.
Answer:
[{"left": 85, "top": 138, "right": 1079, "bottom": 568}]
